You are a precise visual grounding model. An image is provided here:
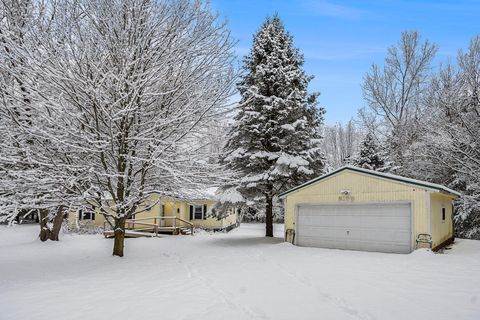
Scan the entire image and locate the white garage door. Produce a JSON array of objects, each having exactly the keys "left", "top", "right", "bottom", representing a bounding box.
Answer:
[{"left": 296, "top": 203, "right": 412, "bottom": 253}]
